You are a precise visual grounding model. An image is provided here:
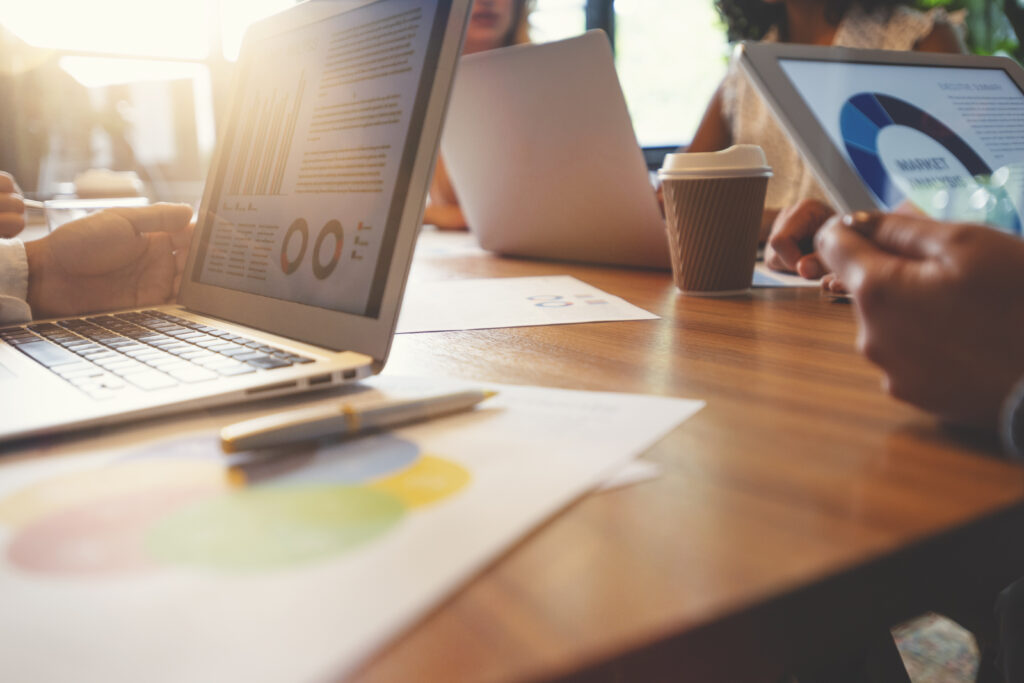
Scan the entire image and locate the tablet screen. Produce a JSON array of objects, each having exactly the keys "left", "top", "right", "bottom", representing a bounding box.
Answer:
[{"left": 778, "top": 58, "right": 1024, "bottom": 233}]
